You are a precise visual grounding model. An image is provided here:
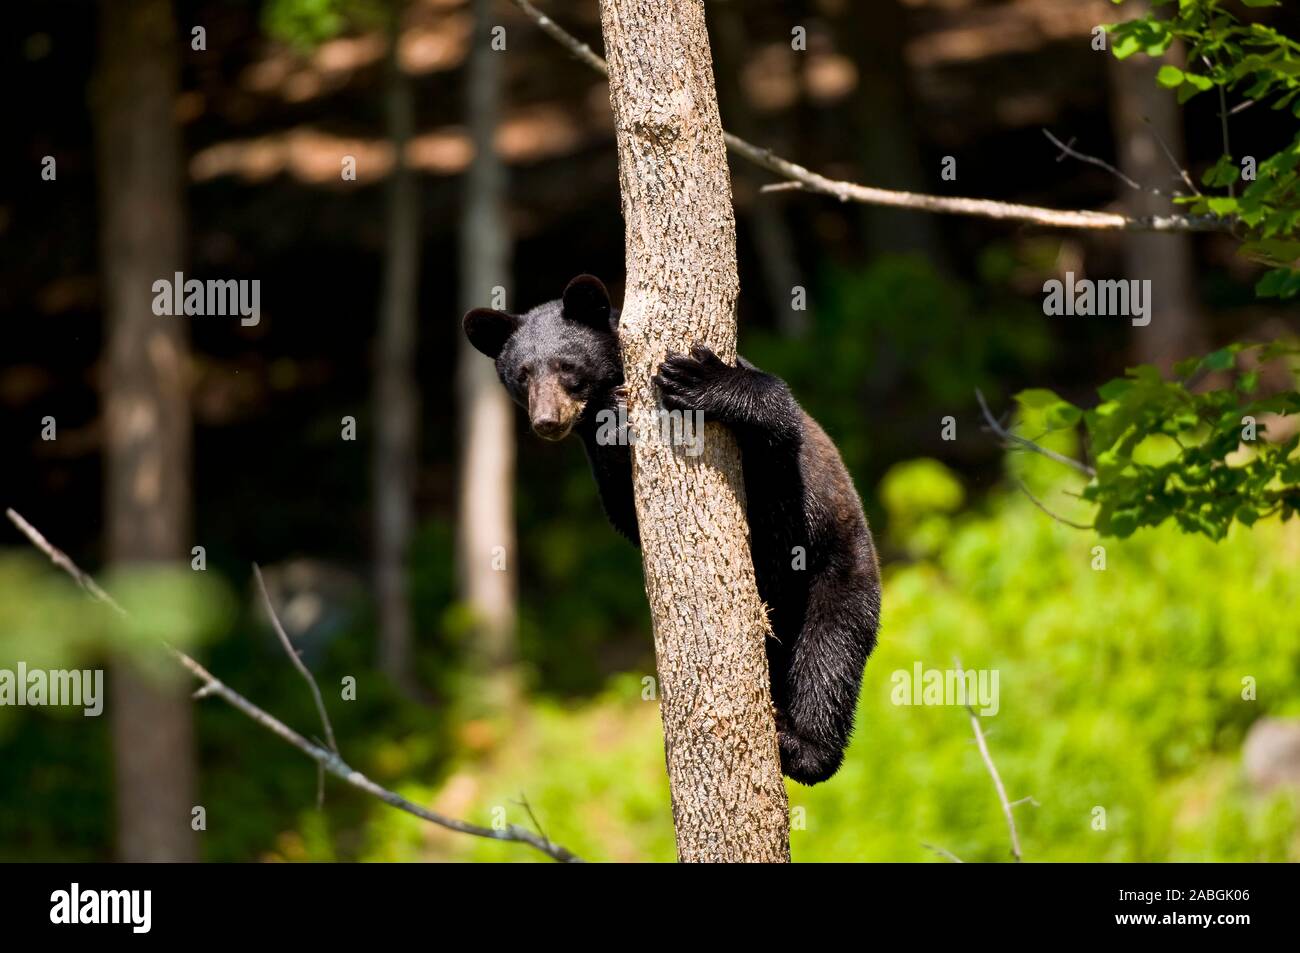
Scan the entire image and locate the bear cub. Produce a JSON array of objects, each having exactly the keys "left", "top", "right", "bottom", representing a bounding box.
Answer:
[{"left": 464, "top": 275, "right": 881, "bottom": 784}]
